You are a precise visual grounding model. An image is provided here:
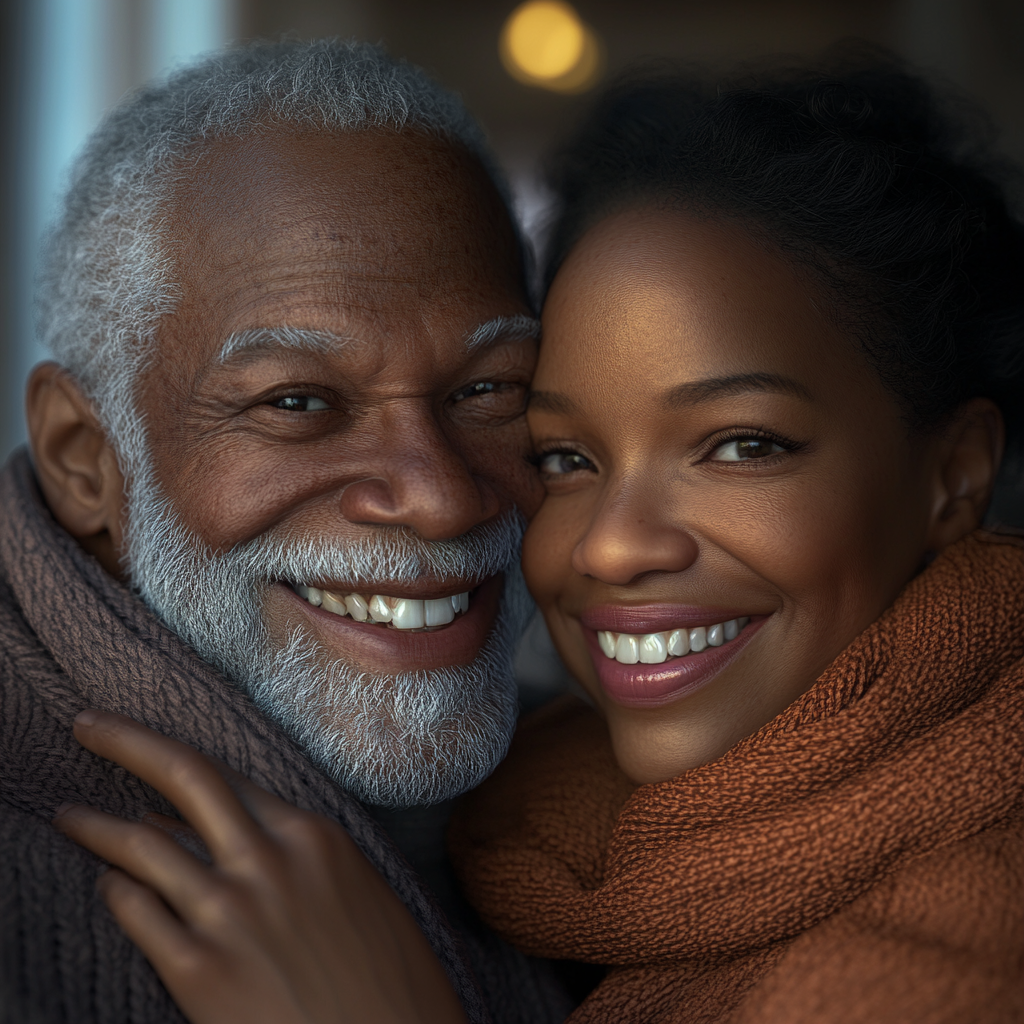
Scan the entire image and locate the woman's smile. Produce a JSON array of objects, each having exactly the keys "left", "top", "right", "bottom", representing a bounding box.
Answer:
[
  {"left": 522, "top": 206, "right": 952, "bottom": 784},
  {"left": 585, "top": 612, "right": 764, "bottom": 707}
]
